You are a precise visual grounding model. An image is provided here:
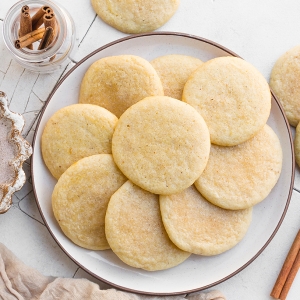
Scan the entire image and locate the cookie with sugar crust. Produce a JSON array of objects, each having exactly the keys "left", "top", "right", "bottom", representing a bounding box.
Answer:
[
  {"left": 91, "top": 0, "right": 180, "bottom": 34},
  {"left": 79, "top": 55, "right": 164, "bottom": 118},
  {"left": 159, "top": 185, "right": 252, "bottom": 256},
  {"left": 182, "top": 56, "right": 271, "bottom": 146},
  {"left": 112, "top": 96, "right": 211, "bottom": 195},
  {"left": 41, "top": 104, "right": 118, "bottom": 180},
  {"left": 150, "top": 54, "right": 203, "bottom": 100},
  {"left": 195, "top": 124, "right": 282, "bottom": 210},
  {"left": 270, "top": 45, "right": 300, "bottom": 127},
  {"left": 52, "top": 154, "right": 127, "bottom": 250},
  {"left": 105, "top": 180, "right": 191, "bottom": 271}
]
